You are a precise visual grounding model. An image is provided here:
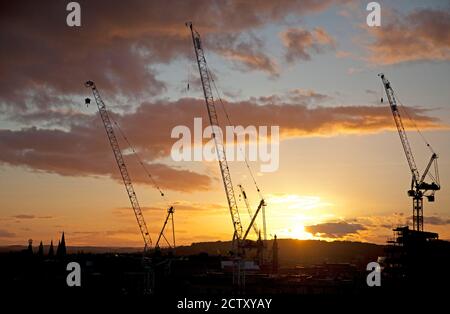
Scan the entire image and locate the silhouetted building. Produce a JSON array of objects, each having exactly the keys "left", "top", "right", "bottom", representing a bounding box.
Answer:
[
  {"left": 256, "top": 232, "right": 264, "bottom": 266},
  {"left": 56, "top": 232, "right": 66, "bottom": 257},
  {"left": 48, "top": 240, "right": 54, "bottom": 257},
  {"left": 382, "top": 226, "right": 450, "bottom": 290},
  {"left": 38, "top": 241, "right": 44, "bottom": 257},
  {"left": 272, "top": 235, "right": 278, "bottom": 273},
  {"left": 27, "top": 239, "right": 33, "bottom": 256}
]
